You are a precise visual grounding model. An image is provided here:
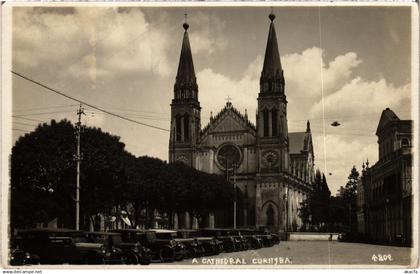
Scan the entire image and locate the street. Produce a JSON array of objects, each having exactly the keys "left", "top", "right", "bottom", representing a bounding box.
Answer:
[{"left": 170, "top": 241, "right": 413, "bottom": 266}]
